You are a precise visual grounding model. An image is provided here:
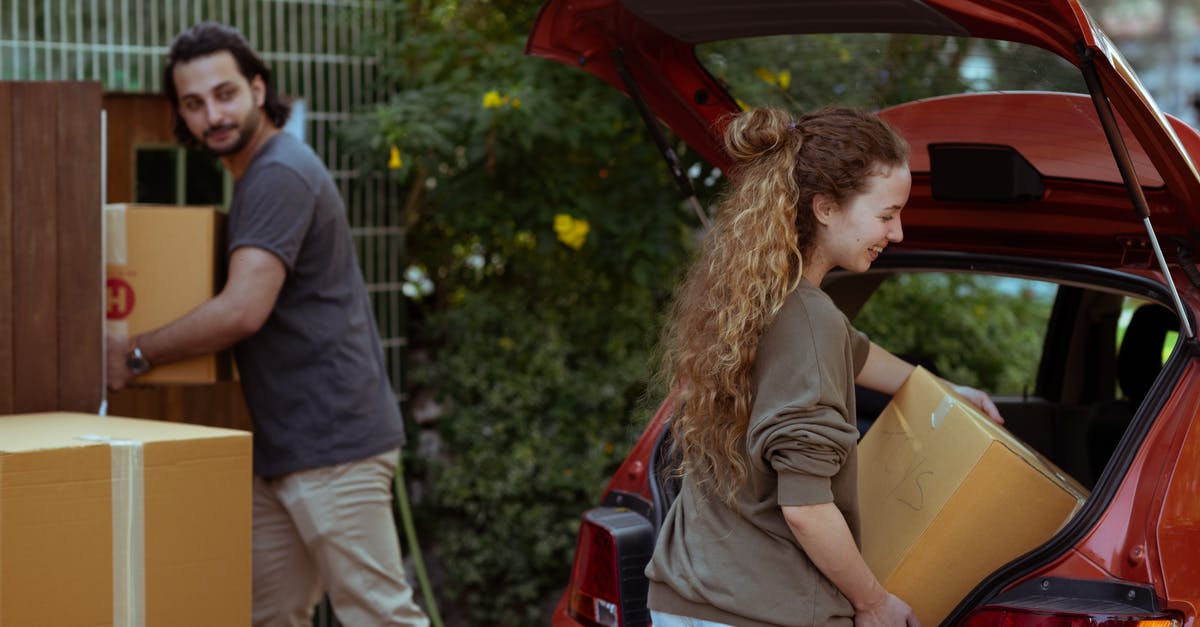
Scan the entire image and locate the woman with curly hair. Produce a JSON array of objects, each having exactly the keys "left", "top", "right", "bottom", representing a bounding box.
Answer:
[{"left": 645, "top": 107, "right": 1001, "bottom": 627}]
